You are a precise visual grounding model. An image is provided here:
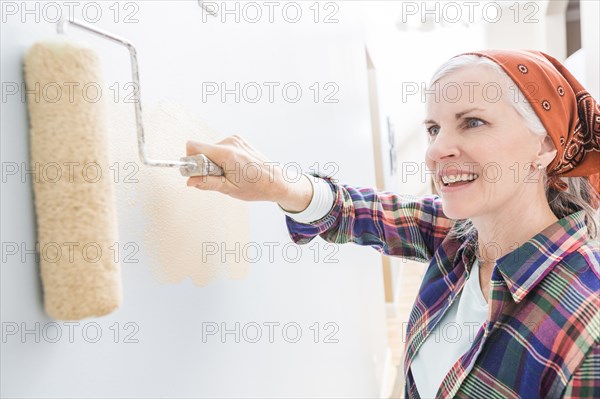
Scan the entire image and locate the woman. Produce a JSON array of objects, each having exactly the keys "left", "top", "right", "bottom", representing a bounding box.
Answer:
[{"left": 186, "top": 50, "right": 599, "bottom": 398}]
